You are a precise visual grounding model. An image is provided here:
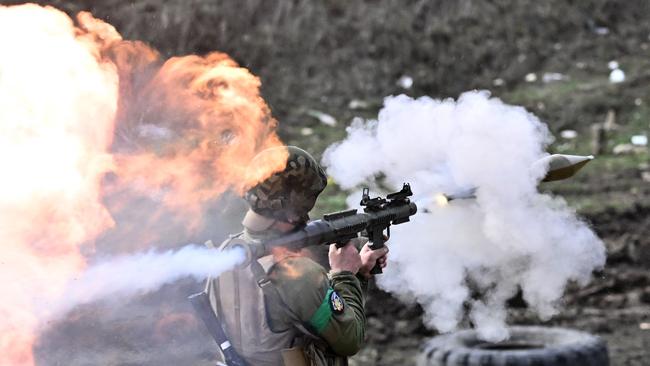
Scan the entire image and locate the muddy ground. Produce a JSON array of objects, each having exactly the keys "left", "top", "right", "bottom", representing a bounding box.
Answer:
[{"left": 11, "top": 0, "right": 649, "bottom": 365}]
